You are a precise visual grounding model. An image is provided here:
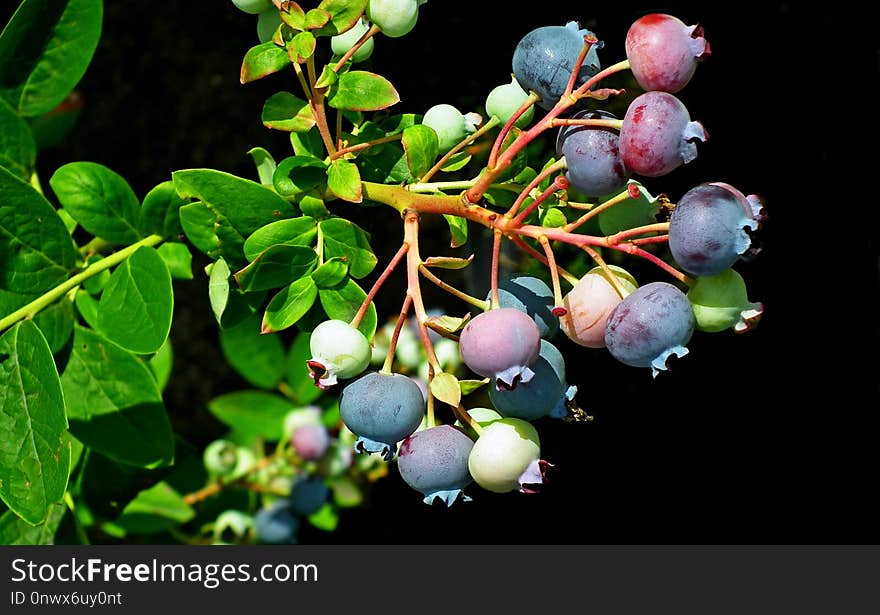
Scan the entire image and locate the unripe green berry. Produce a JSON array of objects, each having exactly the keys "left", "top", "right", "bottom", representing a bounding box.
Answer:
[
  {"left": 687, "top": 269, "right": 764, "bottom": 333},
  {"left": 308, "top": 319, "right": 372, "bottom": 389},
  {"left": 367, "top": 0, "right": 419, "bottom": 38},
  {"left": 331, "top": 17, "right": 375, "bottom": 62},
  {"left": 468, "top": 418, "right": 546, "bottom": 493},
  {"left": 422, "top": 104, "right": 479, "bottom": 153},
  {"left": 486, "top": 77, "right": 535, "bottom": 128},
  {"left": 232, "top": 0, "right": 274, "bottom": 15}
]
